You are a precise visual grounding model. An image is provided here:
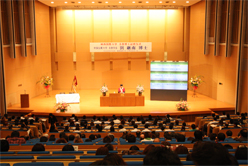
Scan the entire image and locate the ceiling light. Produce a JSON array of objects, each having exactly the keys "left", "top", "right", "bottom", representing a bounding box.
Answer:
[
  {"left": 186, "top": 1, "right": 189, "bottom": 3},
  {"left": 51, "top": 1, "right": 54, "bottom": 4},
  {"left": 146, "top": 1, "right": 149, "bottom": 3},
  {"left": 65, "top": 2, "right": 67, "bottom": 3},
  {"left": 105, "top": 1, "right": 108, "bottom": 3},
  {"left": 132, "top": 1, "right": 135, "bottom": 3},
  {"left": 119, "top": 1, "right": 122, "bottom": 3},
  {"left": 159, "top": 1, "right": 162, "bottom": 3},
  {"left": 173, "top": 1, "right": 176, "bottom": 3},
  {"left": 78, "top": 1, "right": 81, "bottom": 3},
  {"left": 92, "top": 1, "right": 95, "bottom": 3}
]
